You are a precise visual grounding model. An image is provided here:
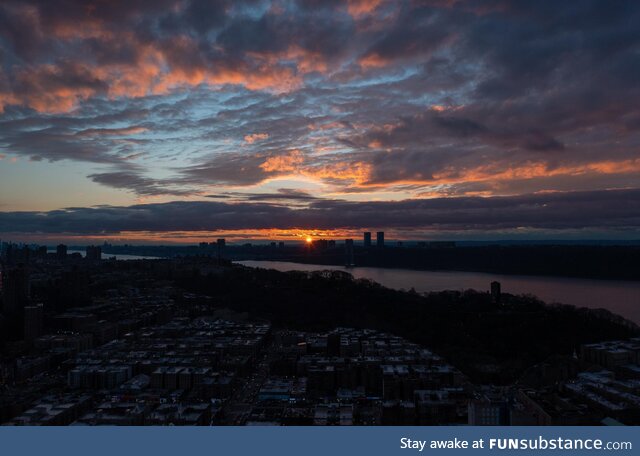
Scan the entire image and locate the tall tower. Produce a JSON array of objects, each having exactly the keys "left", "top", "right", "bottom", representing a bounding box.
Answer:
[
  {"left": 56, "top": 244, "right": 68, "bottom": 260},
  {"left": 491, "top": 281, "right": 502, "bottom": 305},
  {"left": 345, "top": 239, "right": 355, "bottom": 267},
  {"left": 363, "top": 232, "right": 371, "bottom": 248},
  {"left": 216, "top": 238, "right": 226, "bottom": 261},
  {"left": 376, "top": 231, "right": 385, "bottom": 248}
]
